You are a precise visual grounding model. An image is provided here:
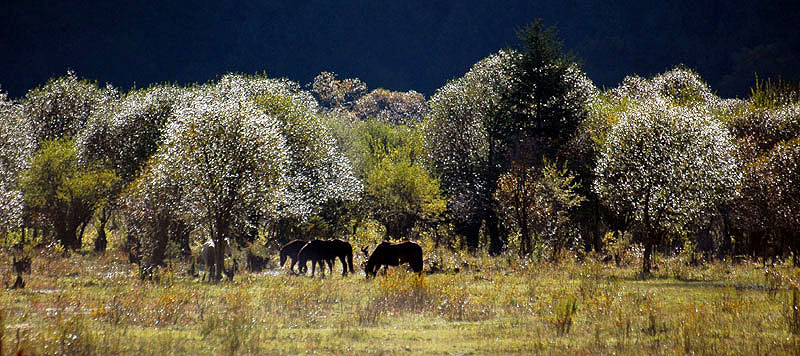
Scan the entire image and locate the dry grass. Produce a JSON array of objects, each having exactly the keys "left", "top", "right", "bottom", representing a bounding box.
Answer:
[{"left": 1, "top": 248, "right": 798, "bottom": 355}]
